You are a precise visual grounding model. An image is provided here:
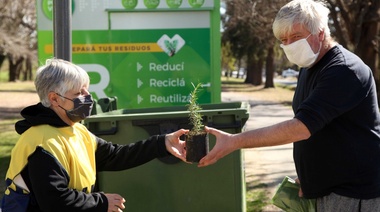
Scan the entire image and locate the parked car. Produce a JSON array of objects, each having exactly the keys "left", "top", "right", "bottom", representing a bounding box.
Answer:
[
  {"left": 231, "top": 68, "right": 246, "bottom": 78},
  {"left": 282, "top": 68, "right": 299, "bottom": 78}
]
